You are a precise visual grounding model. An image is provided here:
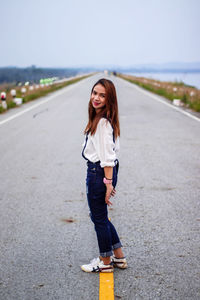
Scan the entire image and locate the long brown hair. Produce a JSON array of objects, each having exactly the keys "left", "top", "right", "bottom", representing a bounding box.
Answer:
[{"left": 84, "top": 78, "right": 120, "bottom": 139}]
